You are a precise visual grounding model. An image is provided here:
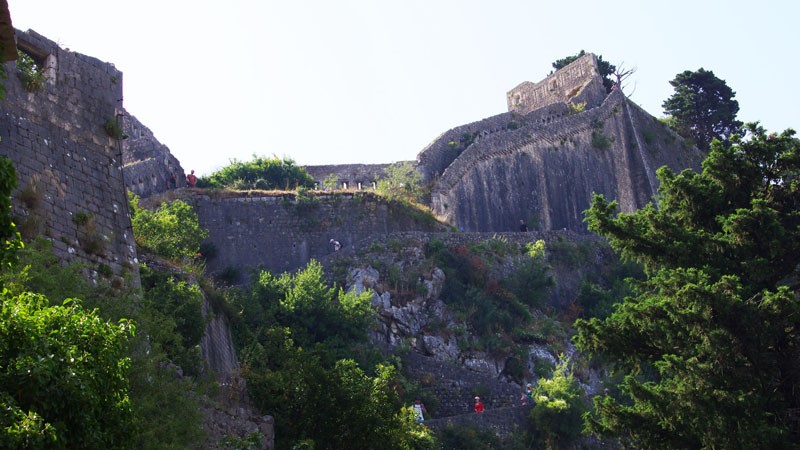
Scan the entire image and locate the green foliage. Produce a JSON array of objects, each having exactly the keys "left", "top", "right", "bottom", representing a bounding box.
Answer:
[
  {"left": 528, "top": 359, "right": 587, "bottom": 449},
  {"left": 576, "top": 257, "right": 642, "bottom": 320},
  {"left": 590, "top": 130, "right": 611, "bottom": 150},
  {"left": 0, "top": 293, "right": 134, "bottom": 449},
  {"left": 228, "top": 260, "right": 435, "bottom": 449},
  {"left": 376, "top": 161, "right": 428, "bottom": 204},
  {"left": 104, "top": 117, "right": 123, "bottom": 139},
  {"left": 0, "top": 157, "right": 22, "bottom": 268},
  {"left": 576, "top": 124, "right": 800, "bottom": 448},
  {"left": 662, "top": 68, "right": 742, "bottom": 150},
  {"left": 322, "top": 173, "right": 339, "bottom": 190},
  {"left": 435, "top": 424, "right": 503, "bottom": 450},
  {"left": 200, "top": 155, "right": 315, "bottom": 190},
  {"left": 425, "top": 239, "right": 554, "bottom": 354},
  {"left": 15, "top": 50, "right": 45, "bottom": 93},
  {"left": 567, "top": 101, "right": 586, "bottom": 115},
  {"left": 552, "top": 50, "right": 616, "bottom": 93},
  {"left": 139, "top": 265, "right": 205, "bottom": 376},
  {"left": 129, "top": 193, "right": 208, "bottom": 261}
]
